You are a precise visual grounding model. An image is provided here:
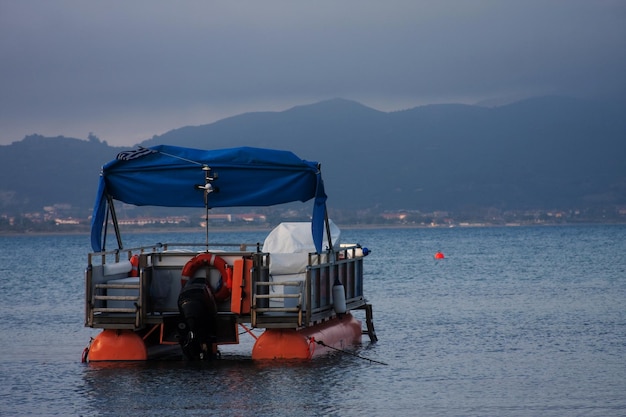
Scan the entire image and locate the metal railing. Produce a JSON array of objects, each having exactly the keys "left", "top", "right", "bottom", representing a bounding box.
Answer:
[
  {"left": 251, "top": 245, "right": 366, "bottom": 328},
  {"left": 86, "top": 243, "right": 367, "bottom": 331}
]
